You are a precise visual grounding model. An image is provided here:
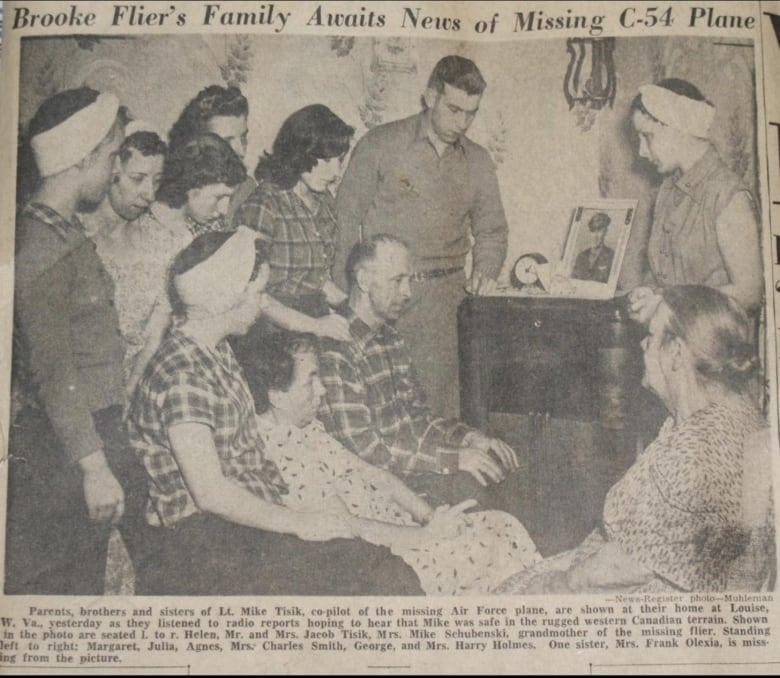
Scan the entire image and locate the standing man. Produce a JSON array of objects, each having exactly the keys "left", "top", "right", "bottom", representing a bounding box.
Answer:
[
  {"left": 335, "top": 56, "right": 508, "bottom": 418},
  {"left": 8, "top": 88, "right": 137, "bottom": 594}
]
